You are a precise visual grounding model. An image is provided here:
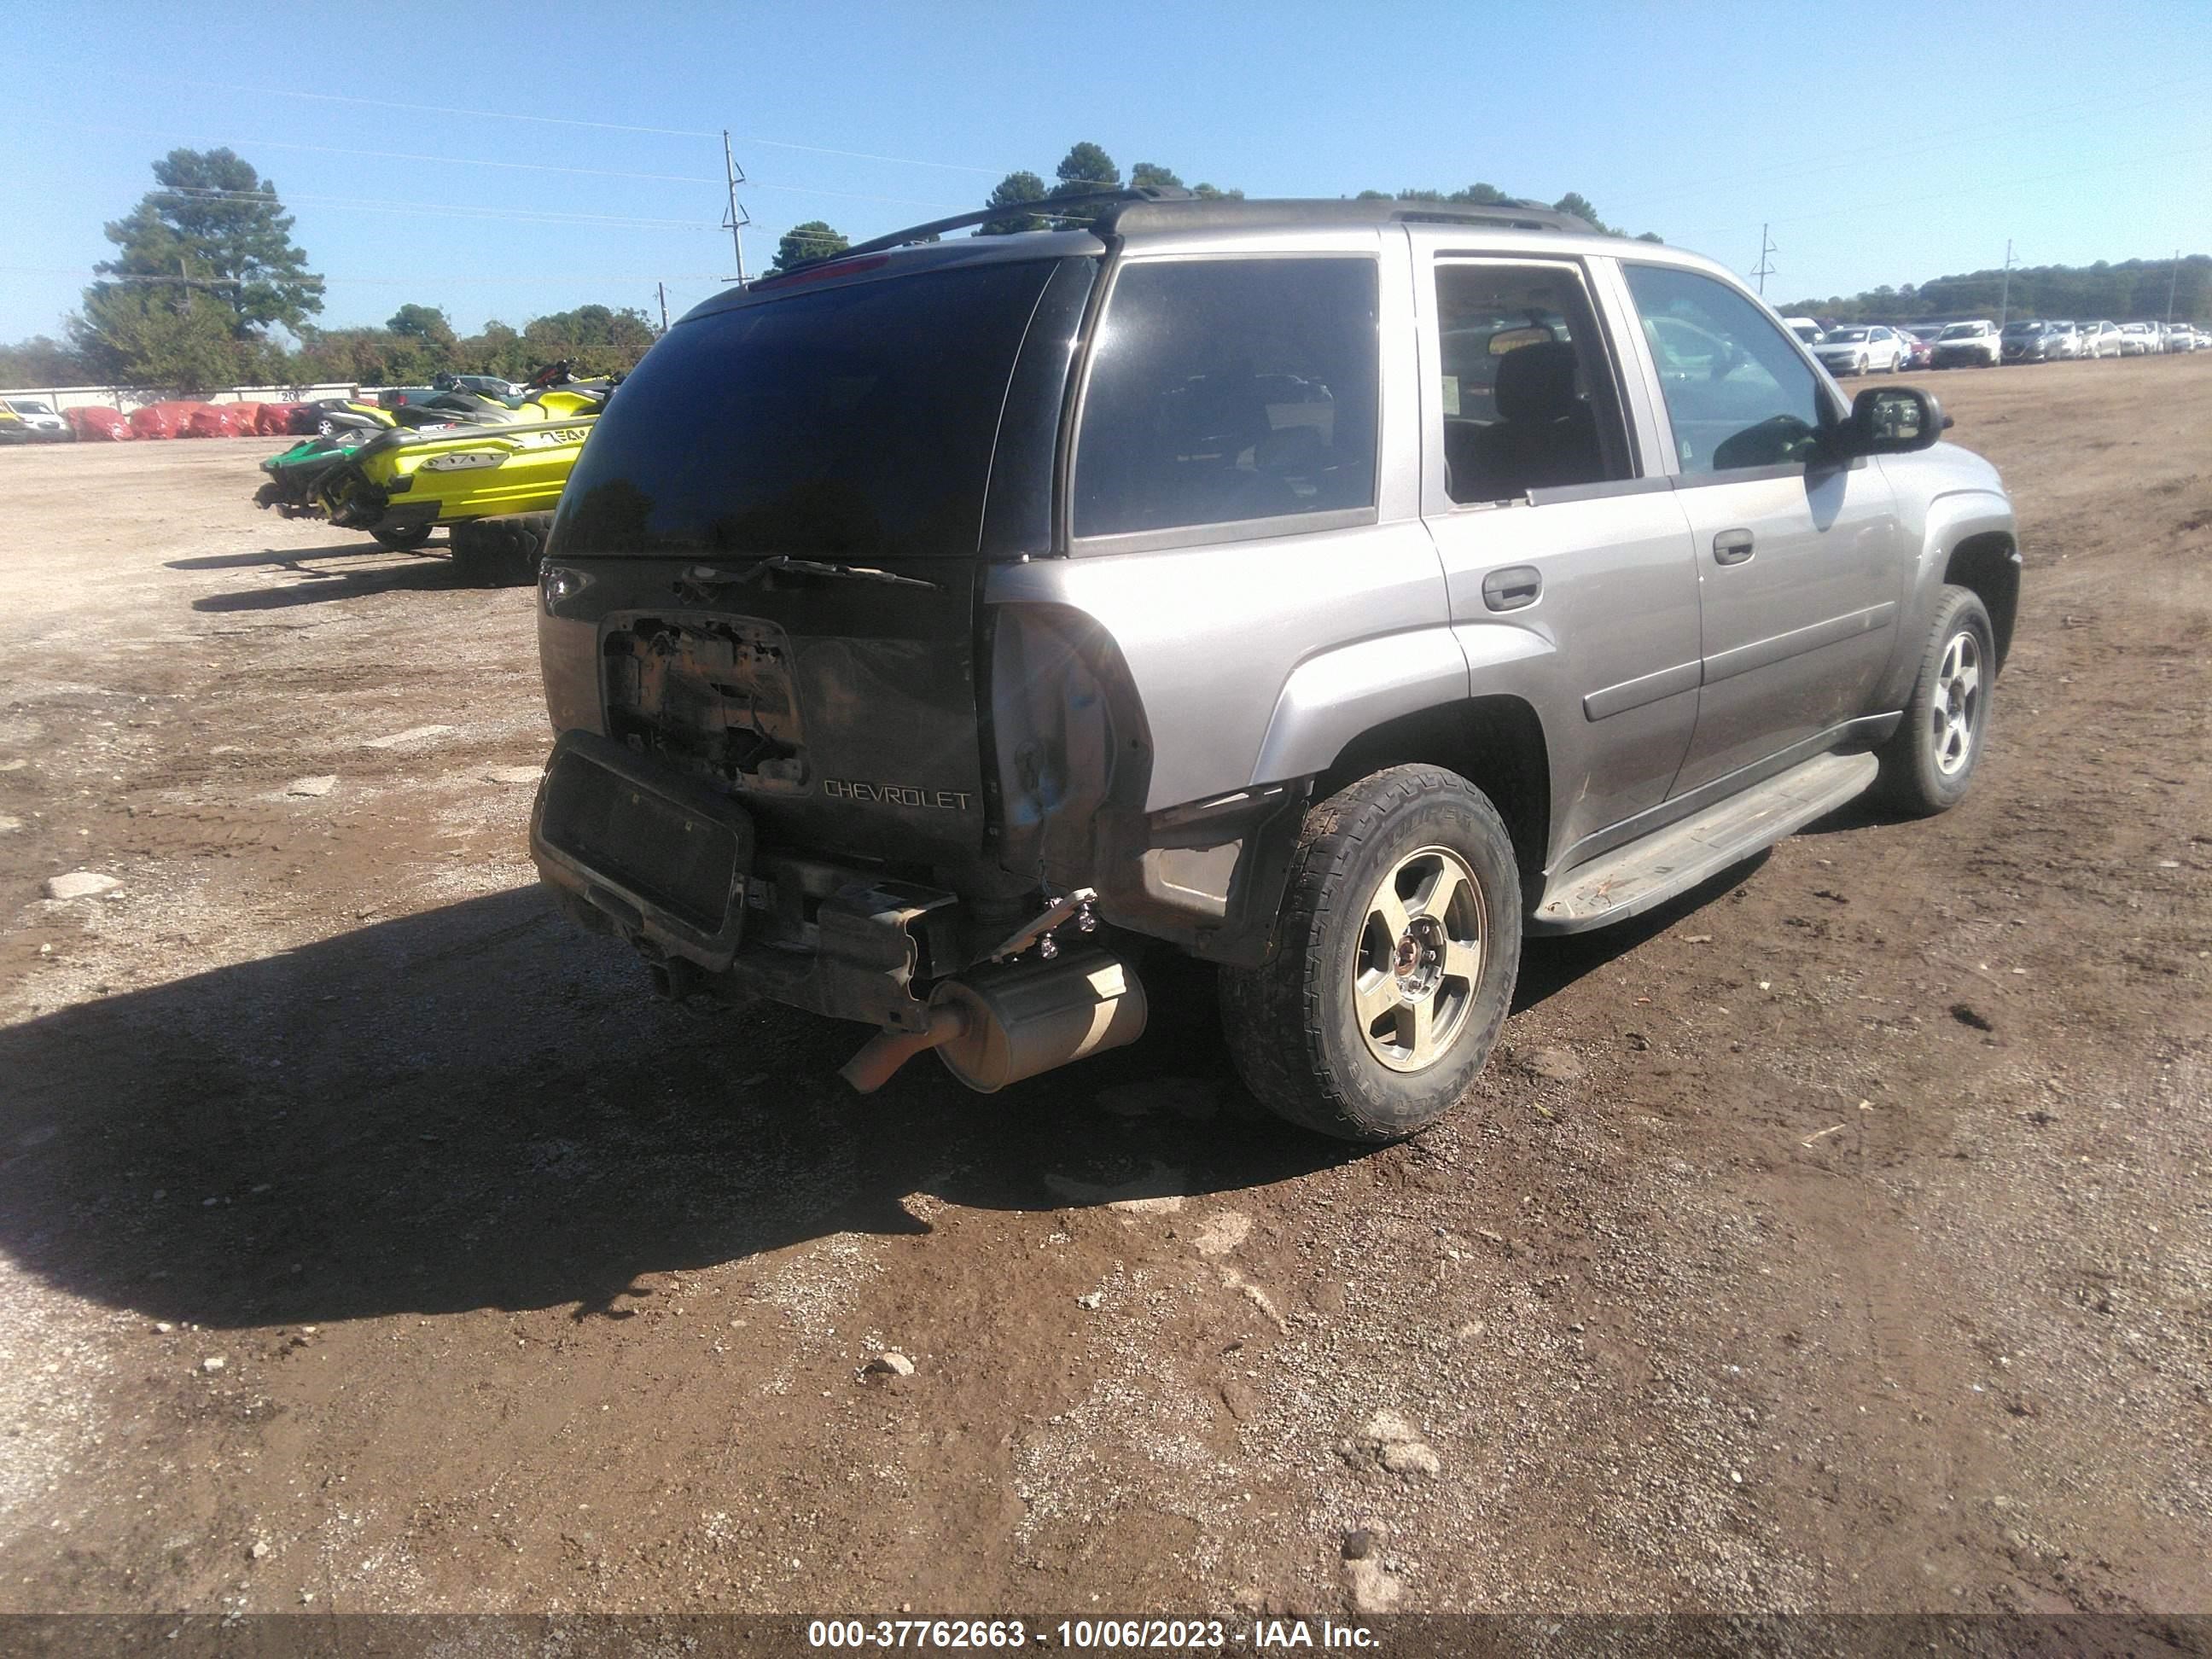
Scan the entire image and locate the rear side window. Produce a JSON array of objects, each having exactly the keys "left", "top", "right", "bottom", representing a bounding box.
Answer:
[
  {"left": 1073, "top": 258, "right": 1379, "bottom": 541},
  {"left": 555, "top": 259, "right": 1060, "bottom": 560}
]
